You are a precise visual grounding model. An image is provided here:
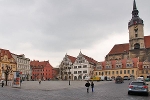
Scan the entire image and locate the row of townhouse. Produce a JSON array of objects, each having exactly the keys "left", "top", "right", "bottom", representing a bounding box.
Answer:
[
  {"left": 59, "top": 51, "right": 97, "bottom": 81},
  {"left": 0, "top": 48, "right": 58, "bottom": 81},
  {"left": 94, "top": 58, "right": 150, "bottom": 79},
  {"left": 59, "top": 51, "right": 150, "bottom": 81}
]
